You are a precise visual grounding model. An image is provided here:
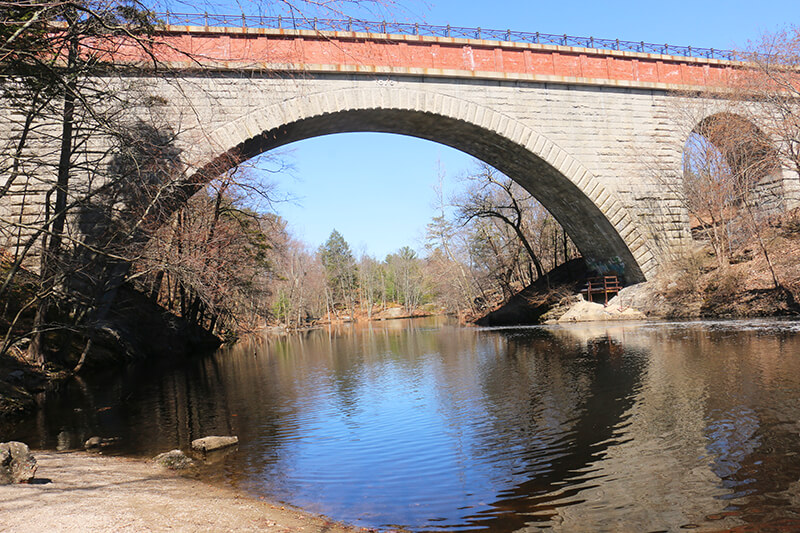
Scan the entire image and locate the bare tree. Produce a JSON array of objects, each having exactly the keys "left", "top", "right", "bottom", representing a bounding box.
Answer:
[
  {"left": 734, "top": 28, "right": 800, "bottom": 183},
  {"left": 424, "top": 169, "right": 480, "bottom": 317},
  {"left": 269, "top": 233, "right": 327, "bottom": 328},
  {"left": 3, "top": 0, "right": 404, "bottom": 366},
  {"left": 0, "top": 2, "right": 181, "bottom": 367},
  {"left": 454, "top": 163, "right": 546, "bottom": 281}
]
